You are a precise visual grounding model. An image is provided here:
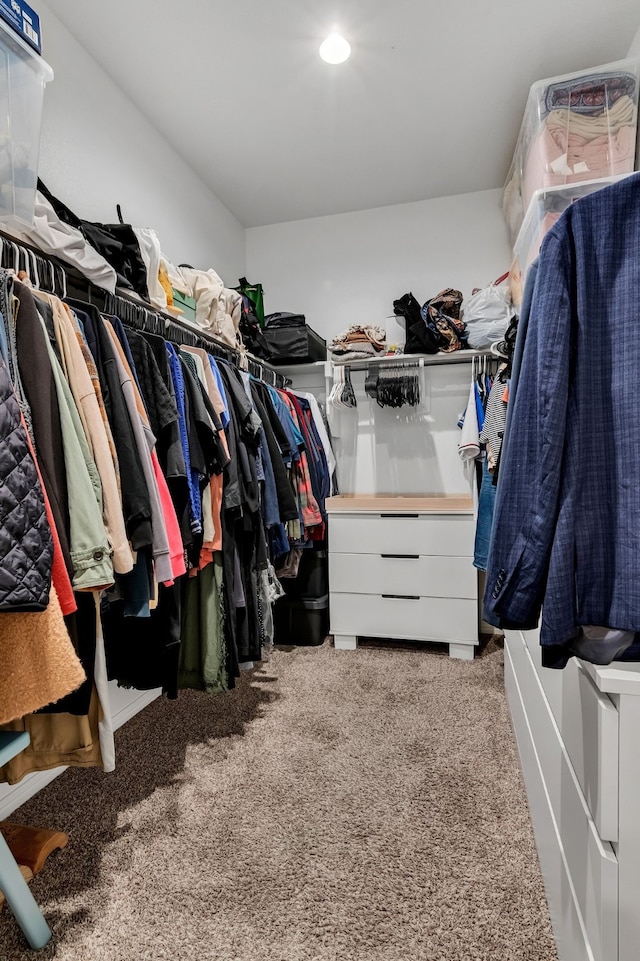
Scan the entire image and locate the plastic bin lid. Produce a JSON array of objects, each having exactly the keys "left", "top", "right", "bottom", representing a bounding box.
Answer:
[
  {"left": 526, "top": 57, "right": 640, "bottom": 104},
  {"left": 514, "top": 172, "right": 634, "bottom": 261},
  {"left": 0, "top": 16, "right": 53, "bottom": 82}
]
